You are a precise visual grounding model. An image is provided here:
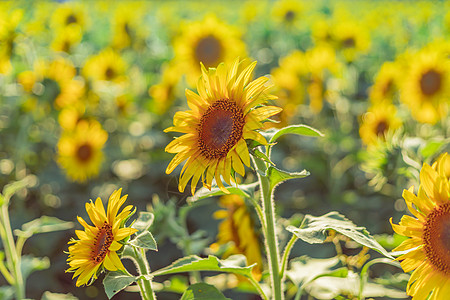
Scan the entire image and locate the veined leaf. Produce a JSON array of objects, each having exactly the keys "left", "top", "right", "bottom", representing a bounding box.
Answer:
[
  {"left": 189, "top": 183, "right": 259, "bottom": 203},
  {"left": 264, "top": 125, "right": 323, "bottom": 143},
  {"left": 286, "top": 212, "right": 393, "bottom": 259},
  {"left": 268, "top": 166, "right": 309, "bottom": 189},
  {"left": 180, "top": 283, "right": 231, "bottom": 300},
  {"left": 152, "top": 255, "right": 255, "bottom": 278},
  {"left": 132, "top": 212, "right": 154, "bottom": 234},
  {"left": 103, "top": 271, "right": 137, "bottom": 299},
  {"left": 129, "top": 231, "right": 158, "bottom": 251}
]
